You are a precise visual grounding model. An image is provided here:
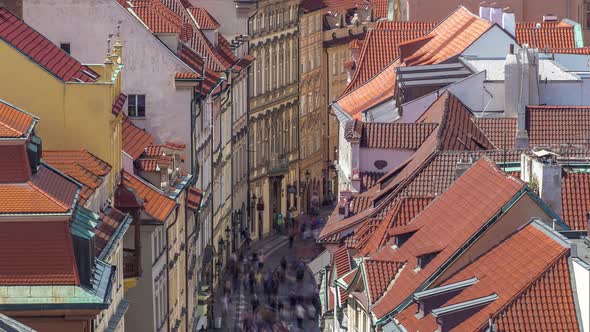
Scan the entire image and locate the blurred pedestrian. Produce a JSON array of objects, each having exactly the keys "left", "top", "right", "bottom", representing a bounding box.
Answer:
[{"left": 296, "top": 303, "right": 305, "bottom": 329}]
